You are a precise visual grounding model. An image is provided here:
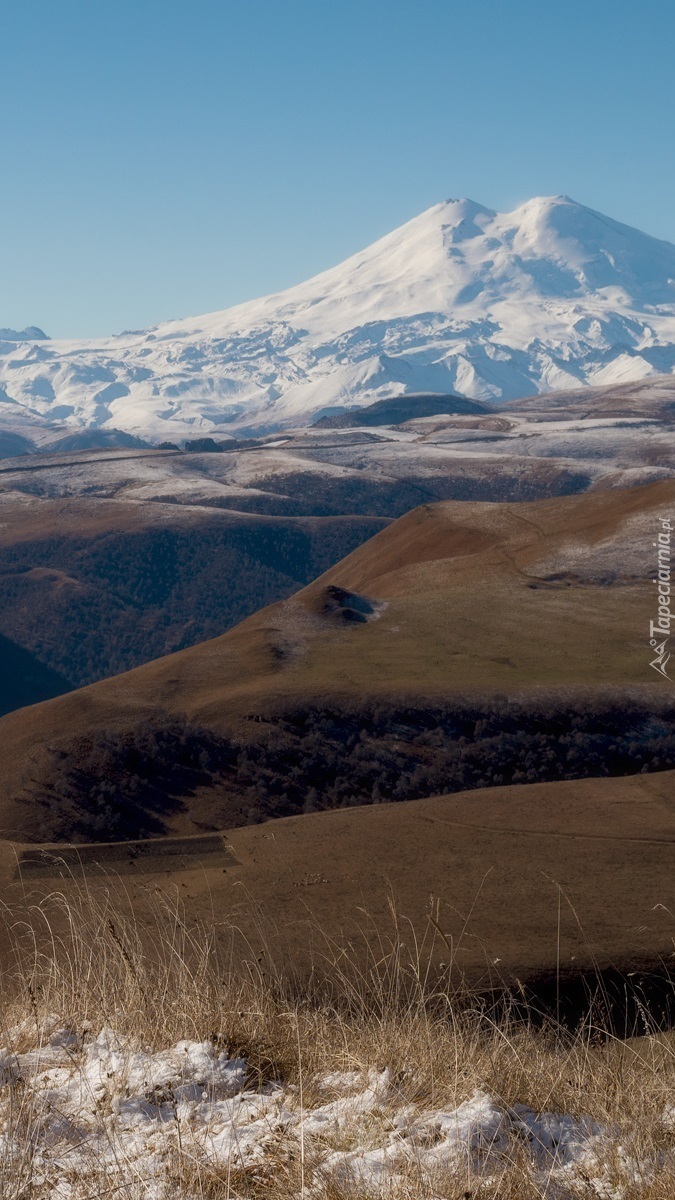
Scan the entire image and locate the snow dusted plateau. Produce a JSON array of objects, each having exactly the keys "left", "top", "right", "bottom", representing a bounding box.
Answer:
[{"left": 4, "top": 195, "right": 675, "bottom": 444}]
